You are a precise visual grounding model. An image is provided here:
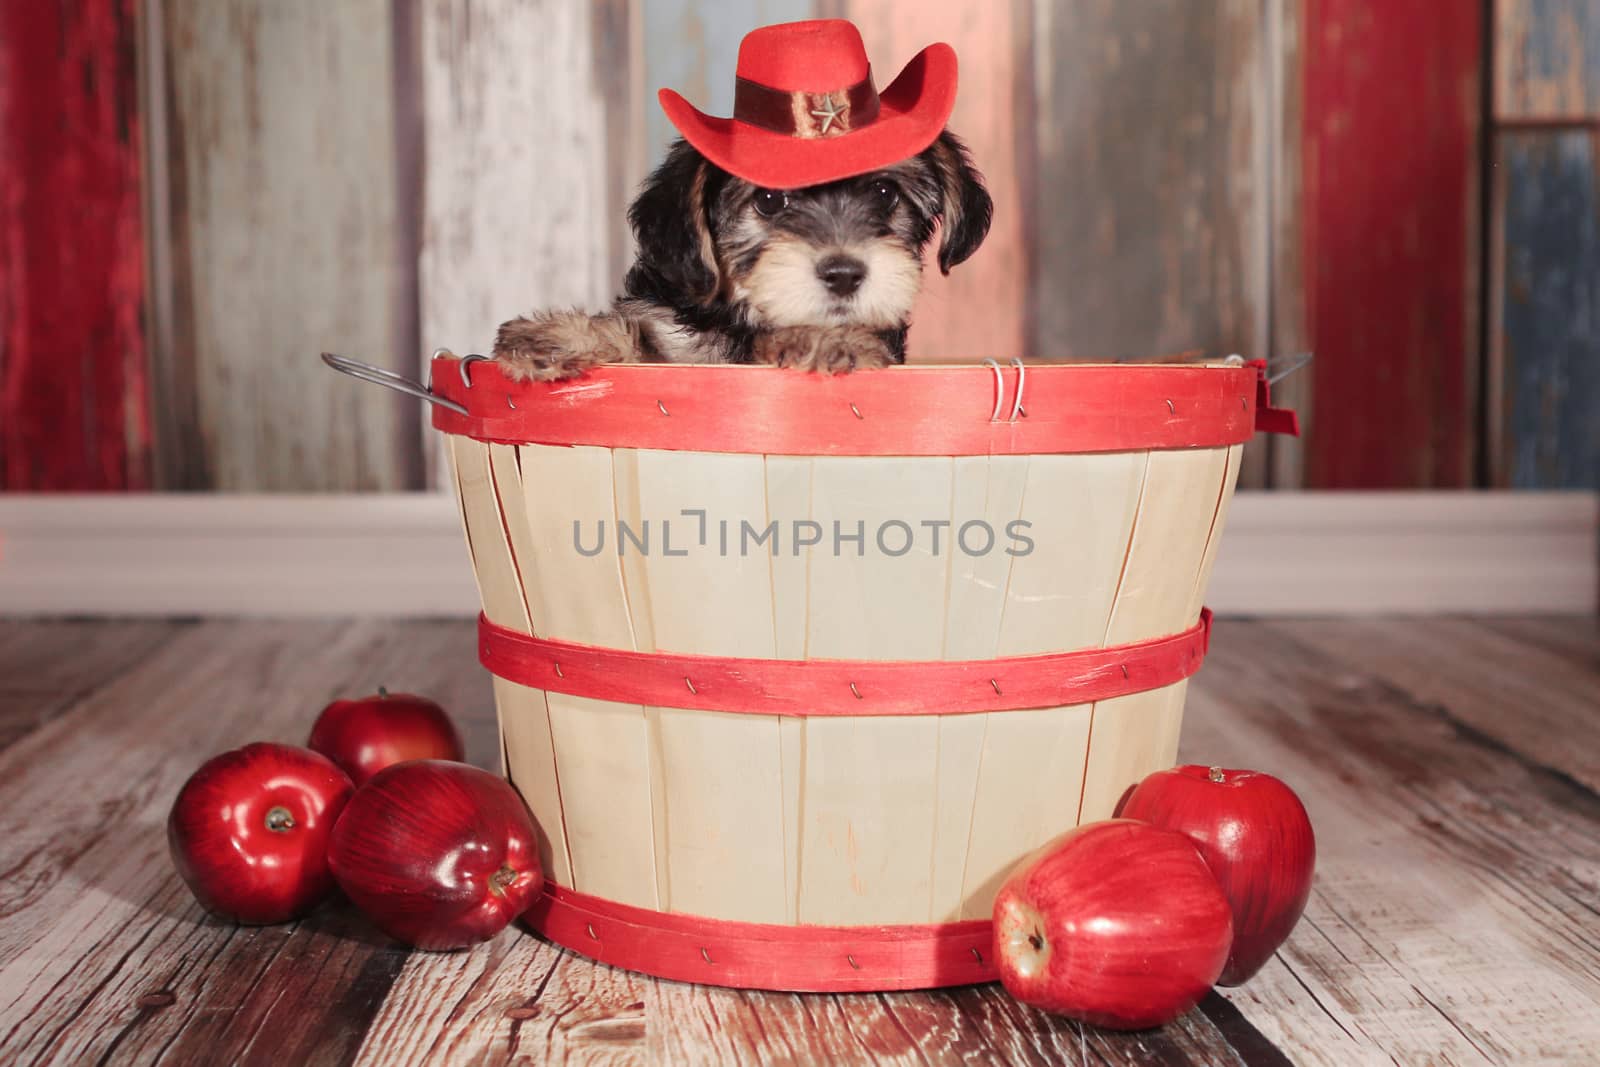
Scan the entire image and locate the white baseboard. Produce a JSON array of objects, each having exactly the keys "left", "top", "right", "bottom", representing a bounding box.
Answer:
[
  {"left": 1, "top": 492, "right": 1594, "bottom": 617},
  {"left": 1210, "top": 492, "right": 1597, "bottom": 615},
  {"left": 0, "top": 495, "right": 478, "bottom": 617}
]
